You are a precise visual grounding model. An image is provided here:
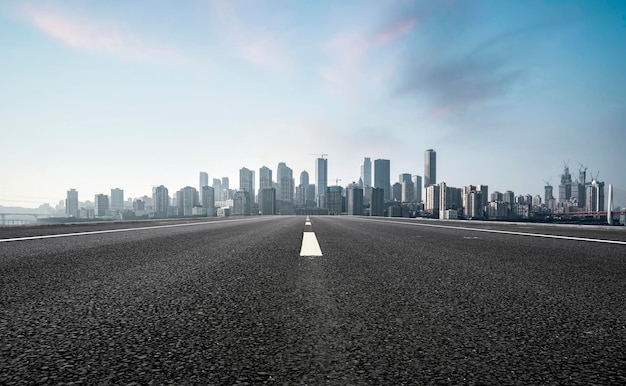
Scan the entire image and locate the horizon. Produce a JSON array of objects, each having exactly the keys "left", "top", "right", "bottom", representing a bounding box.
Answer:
[{"left": 2, "top": 1, "right": 625, "bottom": 209}]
